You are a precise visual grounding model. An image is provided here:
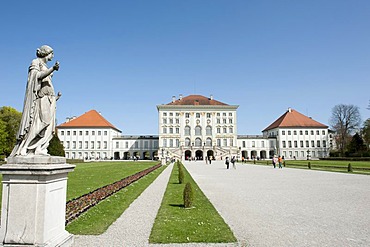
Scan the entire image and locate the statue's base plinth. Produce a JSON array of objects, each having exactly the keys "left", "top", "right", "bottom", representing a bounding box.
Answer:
[{"left": 0, "top": 156, "right": 75, "bottom": 247}]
